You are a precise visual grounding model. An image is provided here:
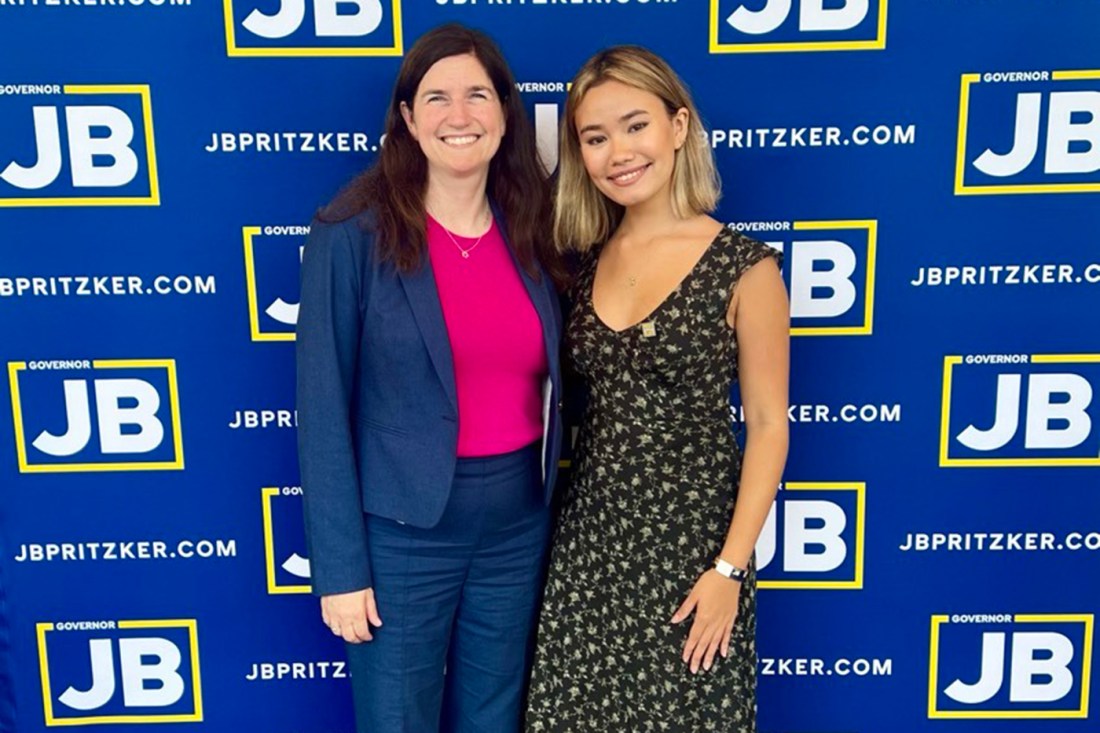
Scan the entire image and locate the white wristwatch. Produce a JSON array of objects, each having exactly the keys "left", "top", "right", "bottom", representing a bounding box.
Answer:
[{"left": 714, "top": 558, "right": 748, "bottom": 583}]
